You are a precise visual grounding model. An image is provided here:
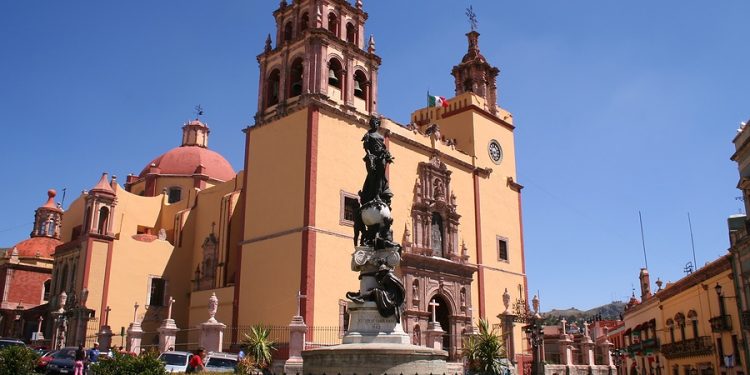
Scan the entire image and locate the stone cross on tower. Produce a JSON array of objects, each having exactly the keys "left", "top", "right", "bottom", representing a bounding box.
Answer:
[
  {"left": 429, "top": 299, "right": 440, "bottom": 323},
  {"left": 583, "top": 321, "right": 590, "bottom": 338},
  {"left": 560, "top": 318, "right": 567, "bottom": 335},
  {"left": 167, "top": 297, "right": 175, "bottom": 320},
  {"left": 296, "top": 291, "right": 307, "bottom": 317}
]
